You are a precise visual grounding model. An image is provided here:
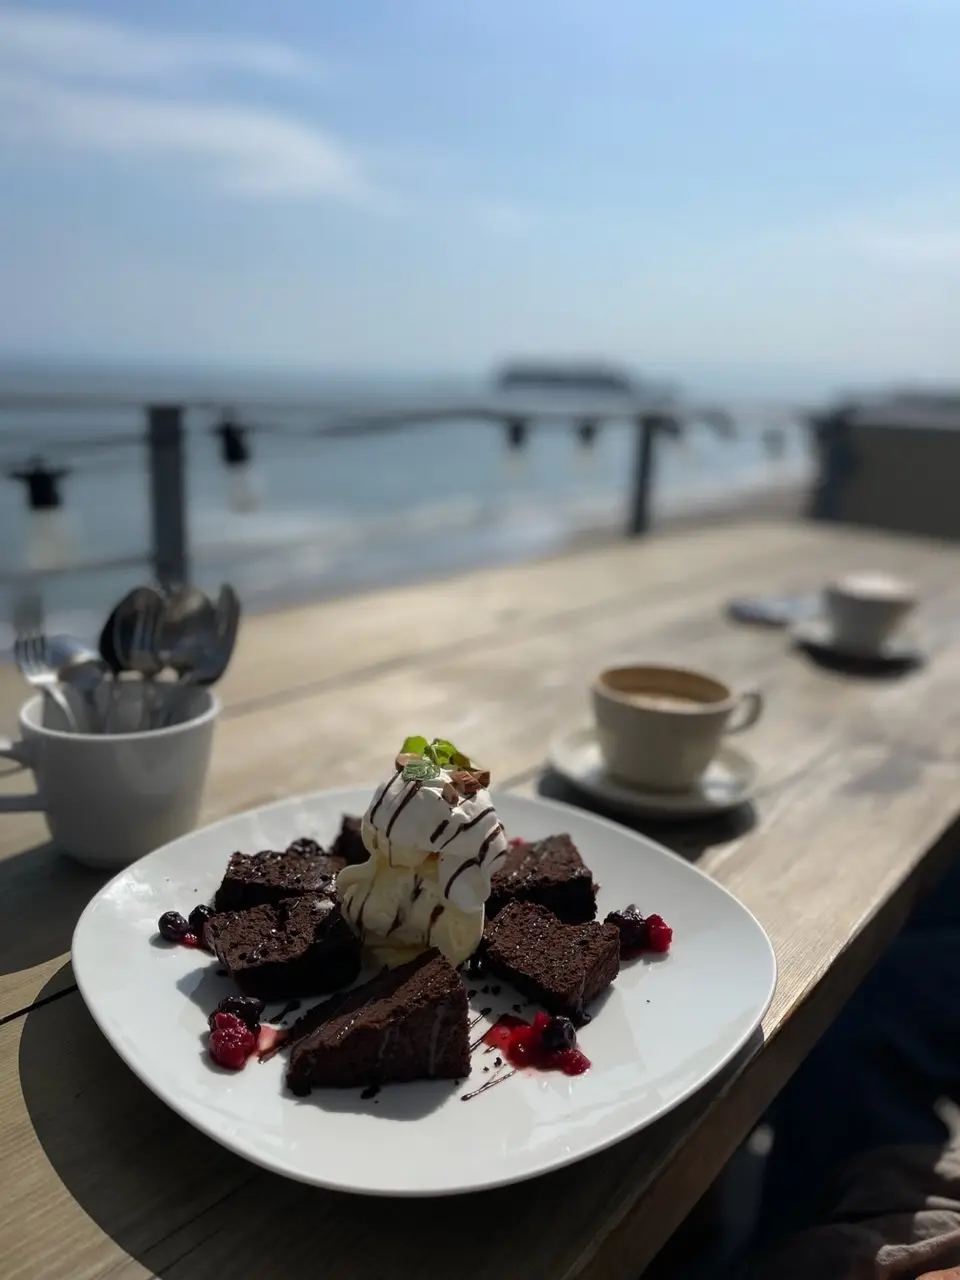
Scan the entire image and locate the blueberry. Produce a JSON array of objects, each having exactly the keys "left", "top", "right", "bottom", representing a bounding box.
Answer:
[
  {"left": 158, "top": 910, "right": 189, "bottom": 942},
  {"left": 541, "top": 1017, "right": 577, "bottom": 1053},
  {"left": 188, "top": 903, "right": 216, "bottom": 936},
  {"left": 605, "top": 904, "right": 648, "bottom": 953},
  {"left": 208, "top": 995, "right": 265, "bottom": 1035}
]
